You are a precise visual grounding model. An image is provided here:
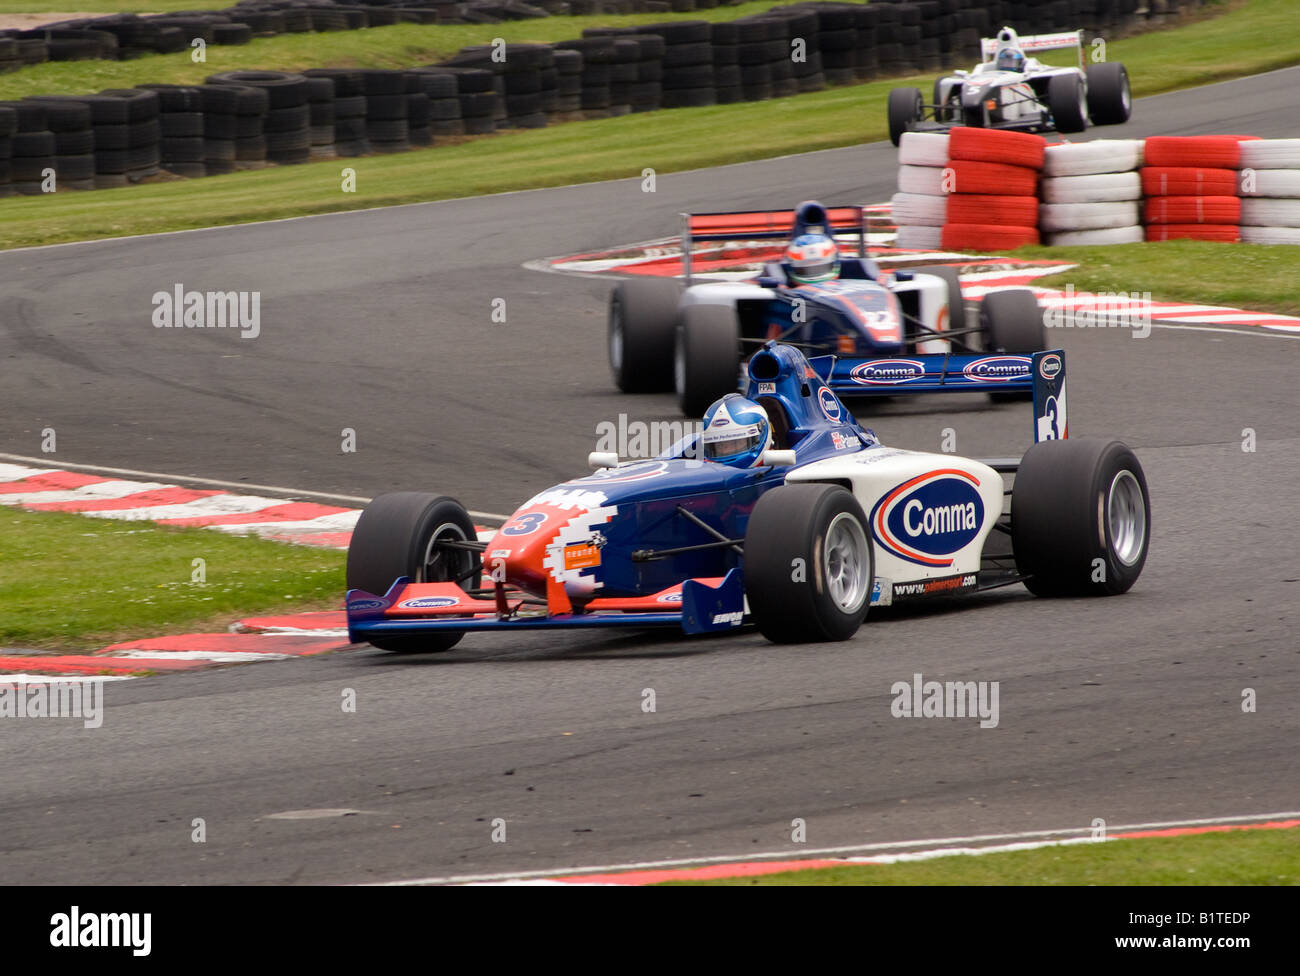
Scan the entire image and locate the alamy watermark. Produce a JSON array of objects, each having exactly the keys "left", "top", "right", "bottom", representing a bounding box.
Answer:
[
  {"left": 151, "top": 284, "right": 260, "bottom": 339},
  {"left": 1043, "top": 283, "right": 1152, "bottom": 339},
  {"left": 891, "top": 672, "right": 999, "bottom": 728},
  {"left": 0, "top": 679, "right": 104, "bottom": 729},
  {"left": 595, "top": 414, "right": 703, "bottom": 460}
]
